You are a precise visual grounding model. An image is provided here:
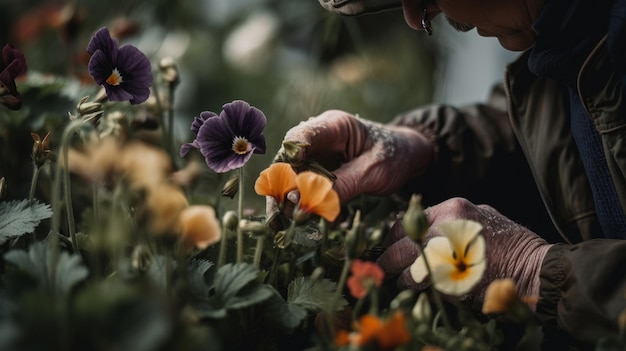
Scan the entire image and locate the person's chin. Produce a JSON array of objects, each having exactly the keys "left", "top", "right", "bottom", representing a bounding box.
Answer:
[{"left": 496, "top": 32, "right": 536, "bottom": 51}]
